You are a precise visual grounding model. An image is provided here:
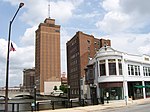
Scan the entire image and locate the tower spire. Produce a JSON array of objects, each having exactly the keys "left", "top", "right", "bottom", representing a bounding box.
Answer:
[{"left": 48, "top": 0, "right": 50, "bottom": 18}]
